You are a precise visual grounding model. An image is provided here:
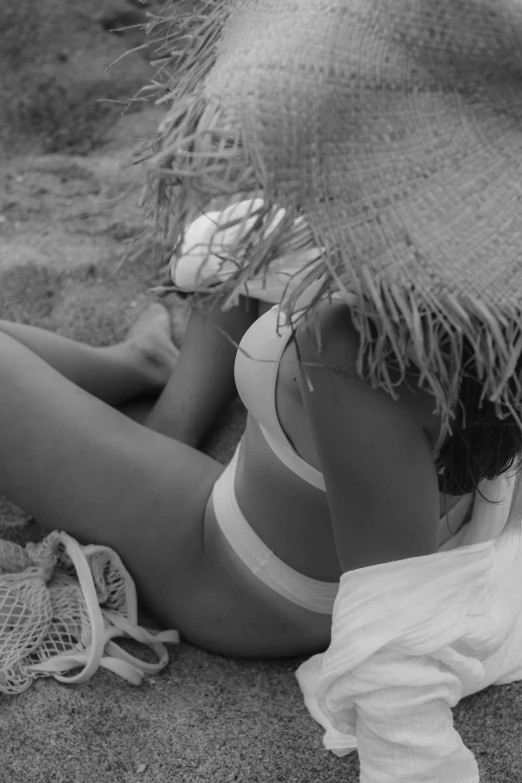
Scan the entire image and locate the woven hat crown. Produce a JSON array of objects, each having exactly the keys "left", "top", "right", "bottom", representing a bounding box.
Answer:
[{"left": 143, "top": 0, "right": 522, "bottom": 420}]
